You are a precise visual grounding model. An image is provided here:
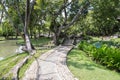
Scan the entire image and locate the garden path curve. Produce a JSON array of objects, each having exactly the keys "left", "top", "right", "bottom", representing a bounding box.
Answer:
[{"left": 22, "top": 45, "right": 75, "bottom": 80}]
